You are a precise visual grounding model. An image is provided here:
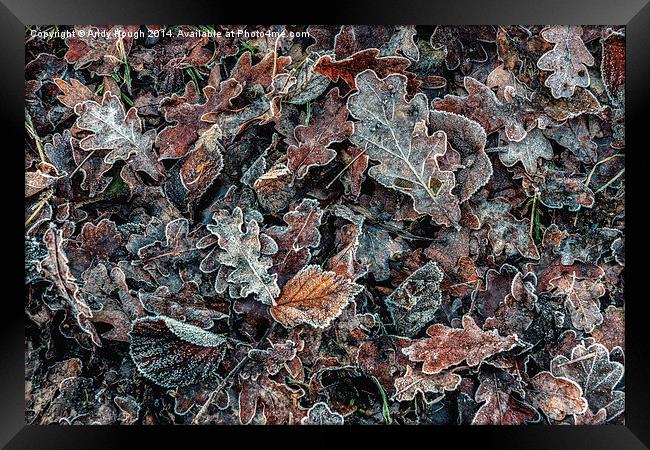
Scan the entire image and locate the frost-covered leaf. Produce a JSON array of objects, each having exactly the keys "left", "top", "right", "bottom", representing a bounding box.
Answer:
[
  {"left": 198, "top": 207, "right": 279, "bottom": 305},
  {"left": 494, "top": 128, "right": 553, "bottom": 176},
  {"left": 287, "top": 88, "right": 352, "bottom": 179},
  {"left": 537, "top": 26, "right": 594, "bottom": 99},
  {"left": 74, "top": 92, "right": 164, "bottom": 182},
  {"left": 402, "top": 315, "right": 518, "bottom": 374},
  {"left": 526, "top": 371, "right": 588, "bottom": 421},
  {"left": 393, "top": 365, "right": 461, "bottom": 402},
  {"left": 314, "top": 49, "right": 419, "bottom": 94},
  {"left": 39, "top": 227, "right": 100, "bottom": 346},
  {"left": 271, "top": 265, "right": 363, "bottom": 329},
  {"left": 591, "top": 306, "right": 624, "bottom": 352},
  {"left": 551, "top": 343, "right": 624, "bottom": 420},
  {"left": 433, "top": 76, "right": 537, "bottom": 143},
  {"left": 548, "top": 272, "right": 605, "bottom": 333},
  {"left": 301, "top": 402, "right": 345, "bottom": 425},
  {"left": 348, "top": 70, "right": 461, "bottom": 227},
  {"left": 385, "top": 260, "right": 443, "bottom": 337},
  {"left": 474, "top": 196, "right": 540, "bottom": 259},
  {"left": 472, "top": 369, "right": 539, "bottom": 425},
  {"left": 65, "top": 25, "right": 140, "bottom": 75},
  {"left": 265, "top": 199, "right": 324, "bottom": 284},
  {"left": 130, "top": 316, "right": 226, "bottom": 388}
]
